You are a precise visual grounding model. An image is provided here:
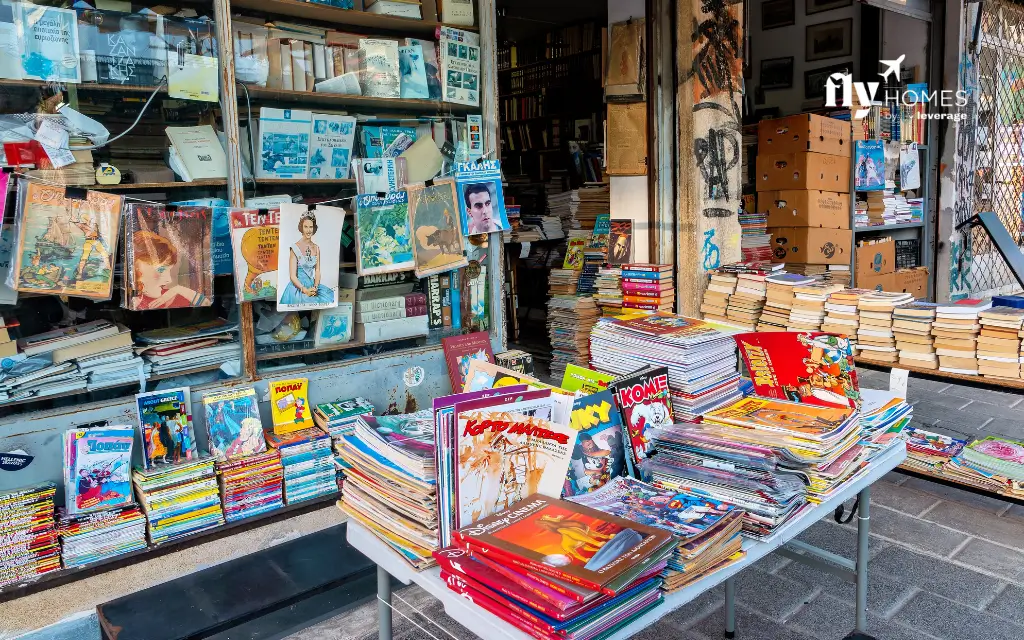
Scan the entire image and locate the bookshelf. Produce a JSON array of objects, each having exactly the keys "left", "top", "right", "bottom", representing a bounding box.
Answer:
[{"left": 230, "top": 0, "right": 477, "bottom": 35}]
